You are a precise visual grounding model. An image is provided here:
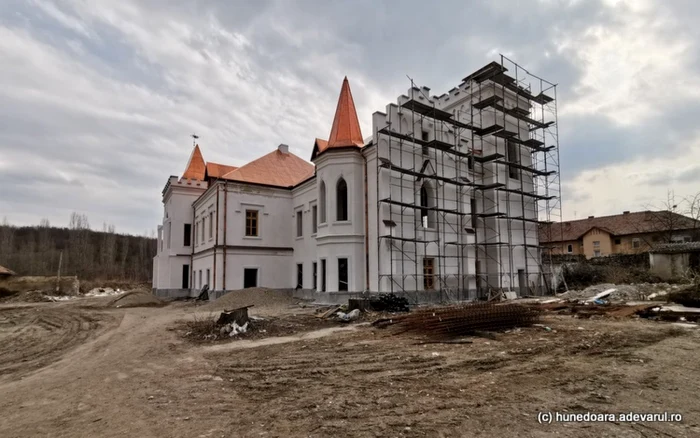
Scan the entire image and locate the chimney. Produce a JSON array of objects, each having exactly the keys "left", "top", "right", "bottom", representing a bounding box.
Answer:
[
  {"left": 588, "top": 215, "right": 595, "bottom": 219},
  {"left": 623, "top": 211, "right": 630, "bottom": 214},
  {"left": 278, "top": 144, "right": 289, "bottom": 154}
]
